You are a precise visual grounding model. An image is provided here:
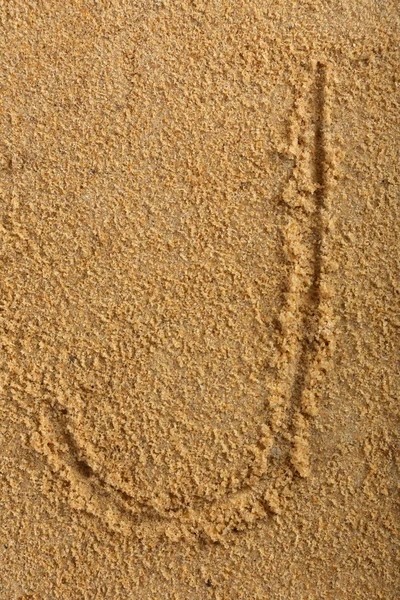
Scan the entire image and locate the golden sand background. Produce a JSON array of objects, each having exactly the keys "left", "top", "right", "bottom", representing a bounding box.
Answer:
[{"left": 0, "top": 1, "right": 399, "bottom": 598}]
